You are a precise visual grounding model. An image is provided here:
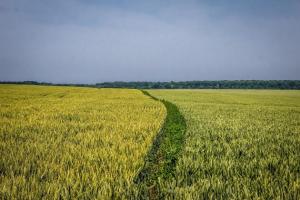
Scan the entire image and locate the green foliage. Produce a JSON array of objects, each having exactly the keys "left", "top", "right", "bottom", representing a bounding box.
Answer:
[
  {"left": 149, "top": 89, "right": 300, "bottom": 199},
  {"left": 135, "top": 91, "right": 186, "bottom": 199},
  {"left": 2, "top": 80, "right": 300, "bottom": 89},
  {"left": 95, "top": 80, "right": 300, "bottom": 89}
]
